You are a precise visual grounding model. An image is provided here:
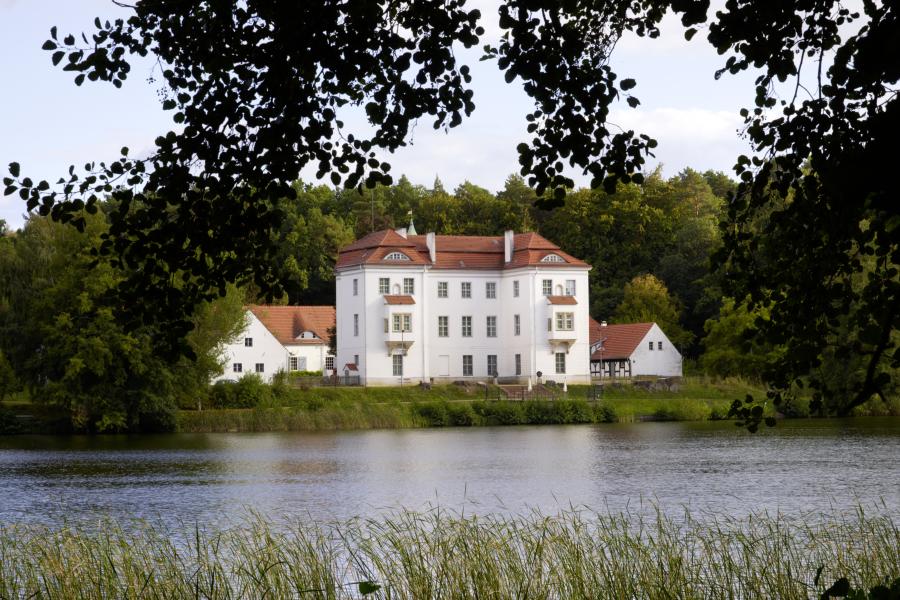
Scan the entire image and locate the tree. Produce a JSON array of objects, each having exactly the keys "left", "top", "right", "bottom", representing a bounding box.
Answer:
[
  {"left": 3, "top": 2, "right": 895, "bottom": 420},
  {"left": 614, "top": 274, "right": 693, "bottom": 349},
  {"left": 0, "top": 350, "right": 17, "bottom": 402},
  {"left": 700, "top": 298, "right": 783, "bottom": 379}
]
